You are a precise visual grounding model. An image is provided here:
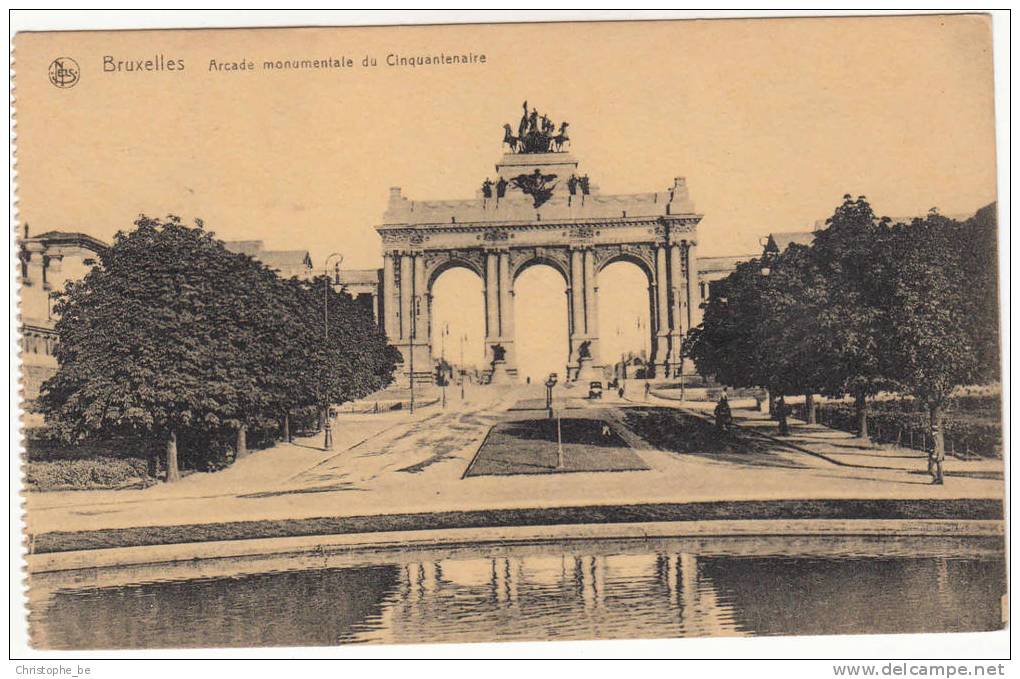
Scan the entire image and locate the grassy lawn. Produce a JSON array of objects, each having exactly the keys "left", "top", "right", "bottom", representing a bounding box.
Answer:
[
  {"left": 622, "top": 407, "right": 816, "bottom": 469},
  {"left": 31, "top": 499, "right": 1003, "bottom": 554},
  {"left": 464, "top": 418, "right": 649, "bottom": 476}
]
